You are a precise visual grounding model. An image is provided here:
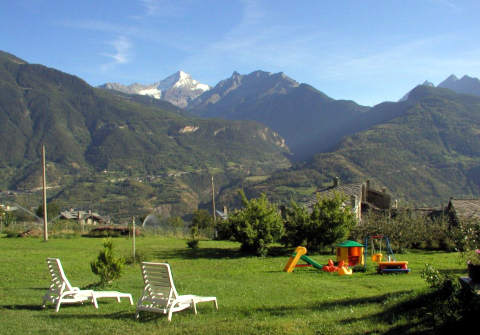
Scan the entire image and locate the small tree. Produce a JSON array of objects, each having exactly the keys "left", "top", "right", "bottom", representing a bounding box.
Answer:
[
  {"left": 308, "top": 193, "right": 356, "bottom": 250},
  {"left": 282, "top": 193, "right": 356, "bottom": 251},
  {"left": 227, "top": 190, "right": 283, "bottom": 256},
  {"left": 191, "top": 209, "right": 214, "bottom": 236},
  {"left": 90, "top": 239, "right": 125, "bottom": 286},
  {"left": 36, "top": 201, "right": 60, "bottom": 220},
  {"left": 0, "top": 208, "right": 16, "bottom": 228},
  {"left": 281, "top": 201, "right": 311, "bottom": 247},
  {"left": 167, "top": 216, "right": 185, "bottom": 236}
]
